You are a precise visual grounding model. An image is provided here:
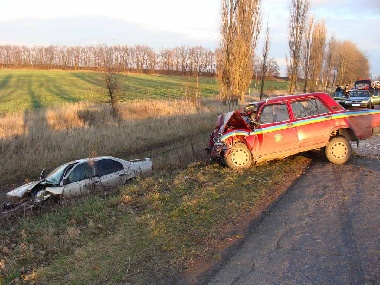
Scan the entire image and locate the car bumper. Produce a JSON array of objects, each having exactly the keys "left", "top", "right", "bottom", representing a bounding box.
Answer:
[
  {"left": 207, "top": 142, "right": 228, "bottom": 160},
  {"left": 344, "top": 102, "right": 370, "bottom": 108}
]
